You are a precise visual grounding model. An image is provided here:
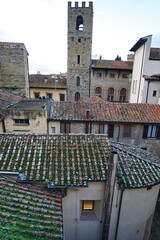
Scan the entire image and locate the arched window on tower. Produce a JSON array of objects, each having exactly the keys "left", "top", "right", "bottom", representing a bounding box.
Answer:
[
  {"left": 75, "top": 92, "right": 80, "bottom": 101},
  {"left": 76, "top": 15, "right": 83, "bottom": 31},
  {"left": 76, "top": 76, "right": 80, "bottom": 86},
  {"left": 95, "top": 87, "right": 102, "bottom": 98},
  {"left": 107, "top": 88, "right": 114, "bottom": 101},
  {"left": 119, "top": 88, "right": 126, "bottom": 102}
]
